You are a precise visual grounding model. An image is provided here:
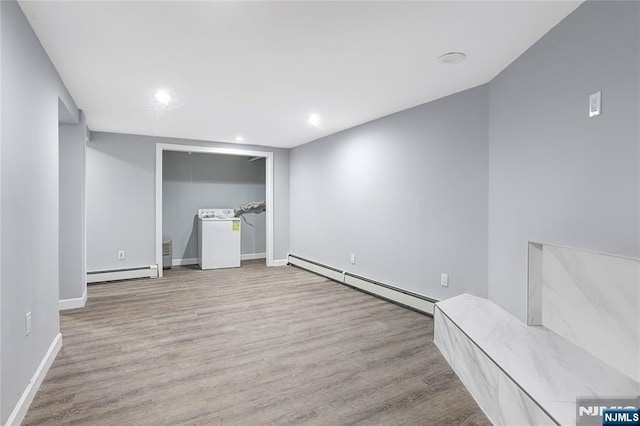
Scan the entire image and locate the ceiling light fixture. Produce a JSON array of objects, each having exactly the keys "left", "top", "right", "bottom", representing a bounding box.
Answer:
[
  {"left": 148, "top": 88, "right": 182, "bottom": 114},
  {"left": 437, "top": 52, "right": 466, "bottom": 64},
  {"left": 154, "top": 89, "right": 172, "bottom": 106},
  {"left": 307, "top": 113, "right": 323, "bottom": 129},
  {"left": 234, "top": 136, "right": 244, "bottom": 143}
]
